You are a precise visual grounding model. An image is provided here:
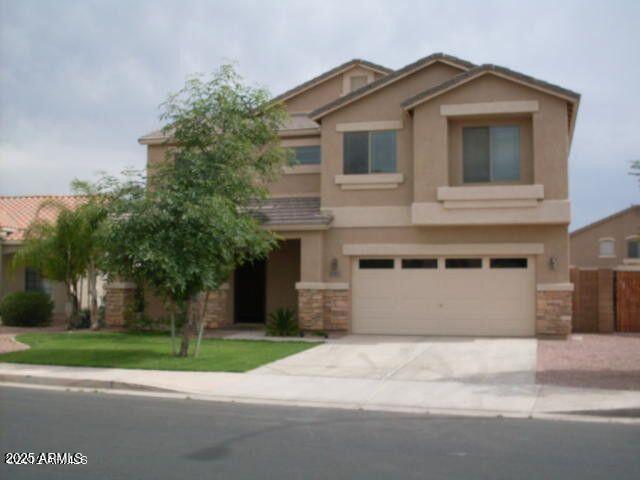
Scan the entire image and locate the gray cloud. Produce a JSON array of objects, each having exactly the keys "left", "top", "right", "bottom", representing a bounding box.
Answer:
[{"left": 1, "top": 0, "right": 638, "bottom": 229}]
